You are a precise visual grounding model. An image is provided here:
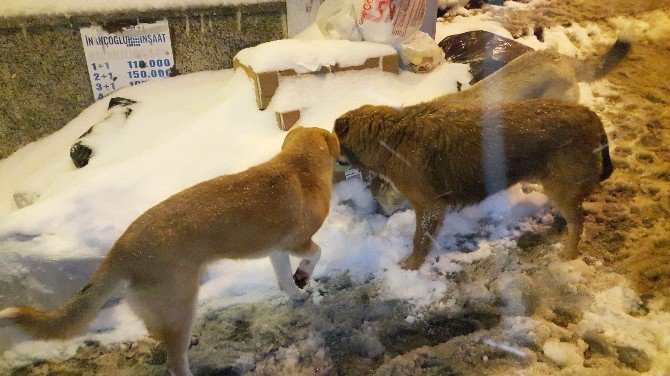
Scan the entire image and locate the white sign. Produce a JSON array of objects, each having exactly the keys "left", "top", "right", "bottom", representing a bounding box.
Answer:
[{"left": 80, "top": 20, "right": 174, "bottom": 101}]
